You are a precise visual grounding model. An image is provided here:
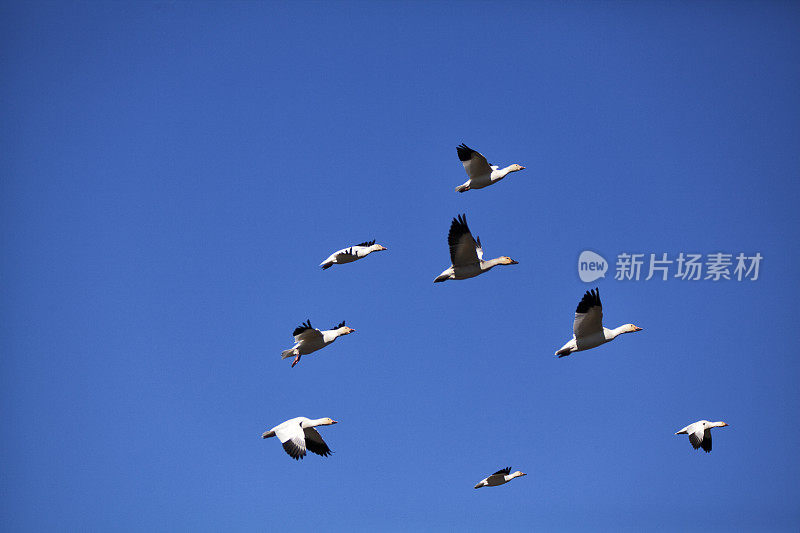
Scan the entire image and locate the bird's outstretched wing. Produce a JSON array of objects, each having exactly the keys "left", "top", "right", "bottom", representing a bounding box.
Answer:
[
  {"left": 457, "top": 144, "right": 493, "bottom": 179},
  {"left": 448, "top": 214, "right": 480, "bottom": 267},
  {"left": 700, "top": 430, "right": 712, "bottom": 453},
  {"left": 275, "top": 421, "right": 307, "bottom": 460},
  {"left": 573, "top": 288, "right": 604, "bottom": 339},
  {"left": 689, "top": 429, "right": 712, "bottom": 453},
  {"left": 293, "top": 320, "right": 323, "bottom": 342},
  {"left": 303, "top": 427, "right": 333, "bottom": 457}
]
